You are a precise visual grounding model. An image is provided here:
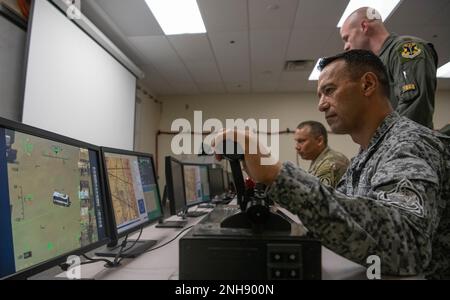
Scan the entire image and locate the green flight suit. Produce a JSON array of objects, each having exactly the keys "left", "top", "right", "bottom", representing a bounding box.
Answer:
[{"left": 378, "top": 34, "right": 438, "bottom": 129}]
